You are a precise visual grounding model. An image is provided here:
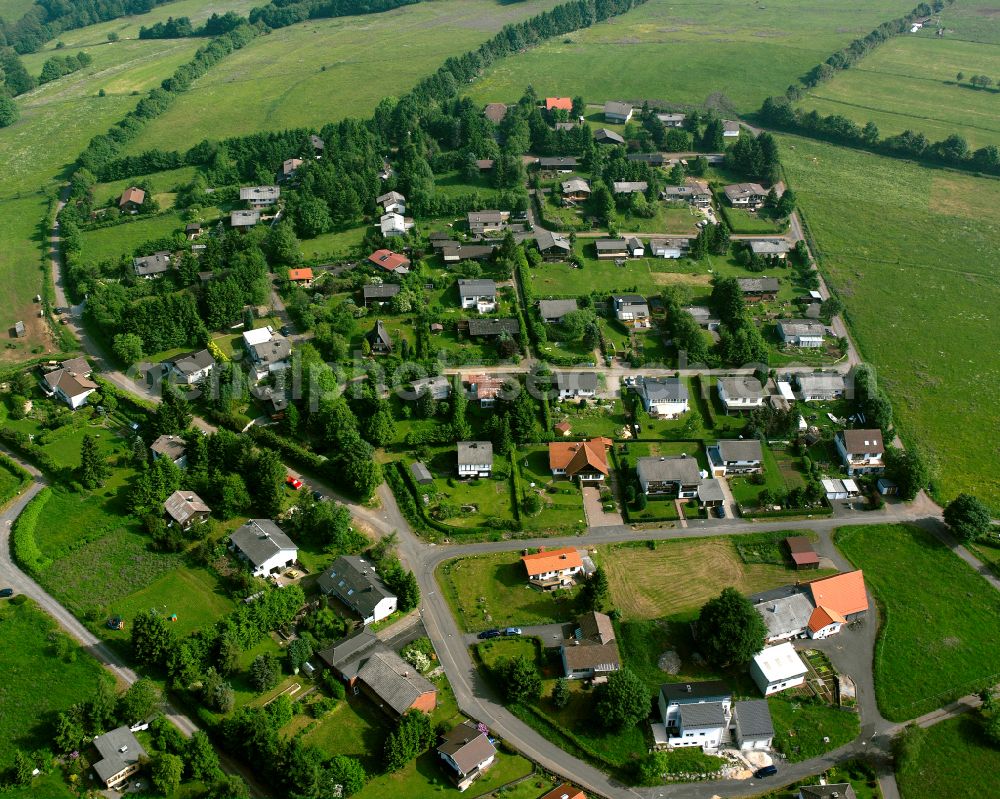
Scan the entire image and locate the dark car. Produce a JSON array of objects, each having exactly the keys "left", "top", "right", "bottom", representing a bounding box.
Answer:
[
  {"left": 280, "top": 325, "right": 292, "bottom": 336},
  {"left": 312, "top": 490, "right": 325, "bottom": 501},
  {"left": 0, "top": 588, "right": 14, "bottom": 598},
  {"left": 477, "top": 629, "right": 501, "bottom": 640},
  {"left": 754, "top": 765, "right": 778, "bottom": 779},
  {"left": 715, "top": 505, "right": 727, "bottom": 518}
]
